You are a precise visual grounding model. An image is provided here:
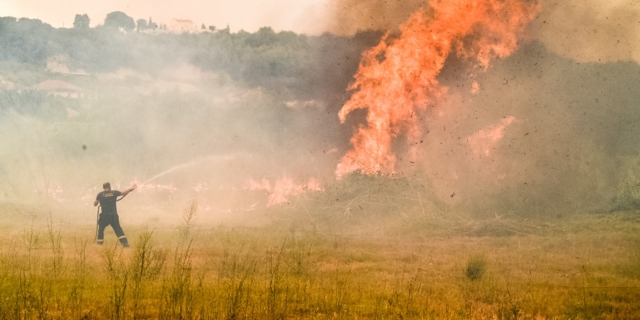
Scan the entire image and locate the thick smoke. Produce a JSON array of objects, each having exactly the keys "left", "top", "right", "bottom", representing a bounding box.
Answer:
[
  {"left": 0, "top": 18, "right": 381, "bottom": 225},
  {"left": 324, "top": 0, "right": 425, "bottom": 35},
  {"left": 409, "top": 44, "right": 640, "bottom": 215},
  {"left": 531, "top": 0, "right": 640, "bottom": 64},
  {"left": 322, "top": 0, "right": 640, "bottom": 215},
  {"left": 326, "top": 0, "right": 640, "bottom": 63},
  {"left": 1, "top": 0, "right": 640, "bottom": 227}
]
